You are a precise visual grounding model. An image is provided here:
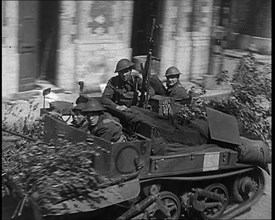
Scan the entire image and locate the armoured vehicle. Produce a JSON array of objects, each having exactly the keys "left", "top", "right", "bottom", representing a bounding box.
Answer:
[
  {"left": 2, "top": 17, "right": 271, "bottom": 220},
  {"left": 2, "top": 92, "right": 271, "bottom": 220}
]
